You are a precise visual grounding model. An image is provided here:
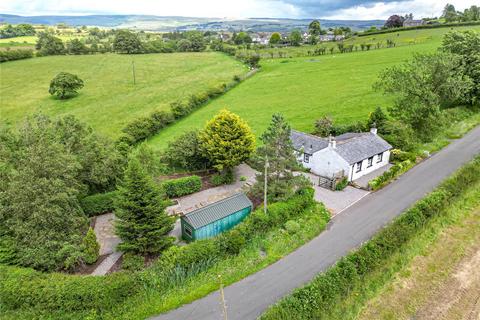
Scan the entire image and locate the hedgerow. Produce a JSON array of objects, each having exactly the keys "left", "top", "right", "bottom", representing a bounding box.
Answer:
[
  {"left": 368, "top": 159, "right": 415, "bottom": 191},
  {"left": 80, "top": 191, "right": 118, "bottom": 217},
  {"left": 0, "top": 49, "right": 34, "bottom": 63},
  {"left": 162, "top": 175, "right": 202, "bottom": 198},
  {"left": 357, "top": 21, "right": 480, "bottom": 37},
  {"left": 261, "top": 156, "right": 480, "bottom": 320}
]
